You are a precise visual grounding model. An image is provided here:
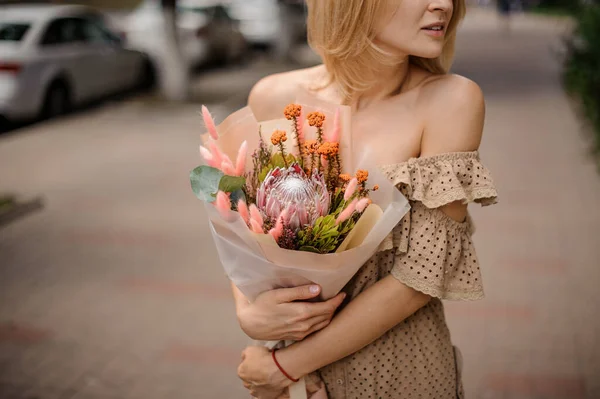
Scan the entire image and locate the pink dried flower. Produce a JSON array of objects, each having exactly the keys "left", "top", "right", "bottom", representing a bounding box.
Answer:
[
  {"left": 249, "top": 204, "right": 264, "bottom": 227},
  {"left": 237, "top": 200, "right": 250, "bottom": 224},
  {"left": 269, "top": 210, "right": 286, "bottom": 241},
  {"left": 336, "top": 198, "right": 358, "bottom": 225},
  {"left": 250, "top": 219, "right": 264, "bottom": 234},
  {"left": 202, "top": 105, "right": 219, "bottom": 140},
  {"left": 199, "top": 145, "right": 213, "bottom": 162},
  {"left": 355, "top": 197, "right": 370, "bottom": 213},
  {"left": 199, "top": 145, "right": 220, "bottom": 168},
  {"left": 207, "top": 141, "right": 224, "bottom": 167},
  {"left": 344, "top": 178, "right": 358, "bottom": 201},
  {"left": 235, "top": 141, "right": 248, "bottom": 177},
  {"left": 221, "top": 160, "right": 236, "bottom": 176},
  {"left": 215, "top": 191, "right": 231, "bottom": 219}
]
